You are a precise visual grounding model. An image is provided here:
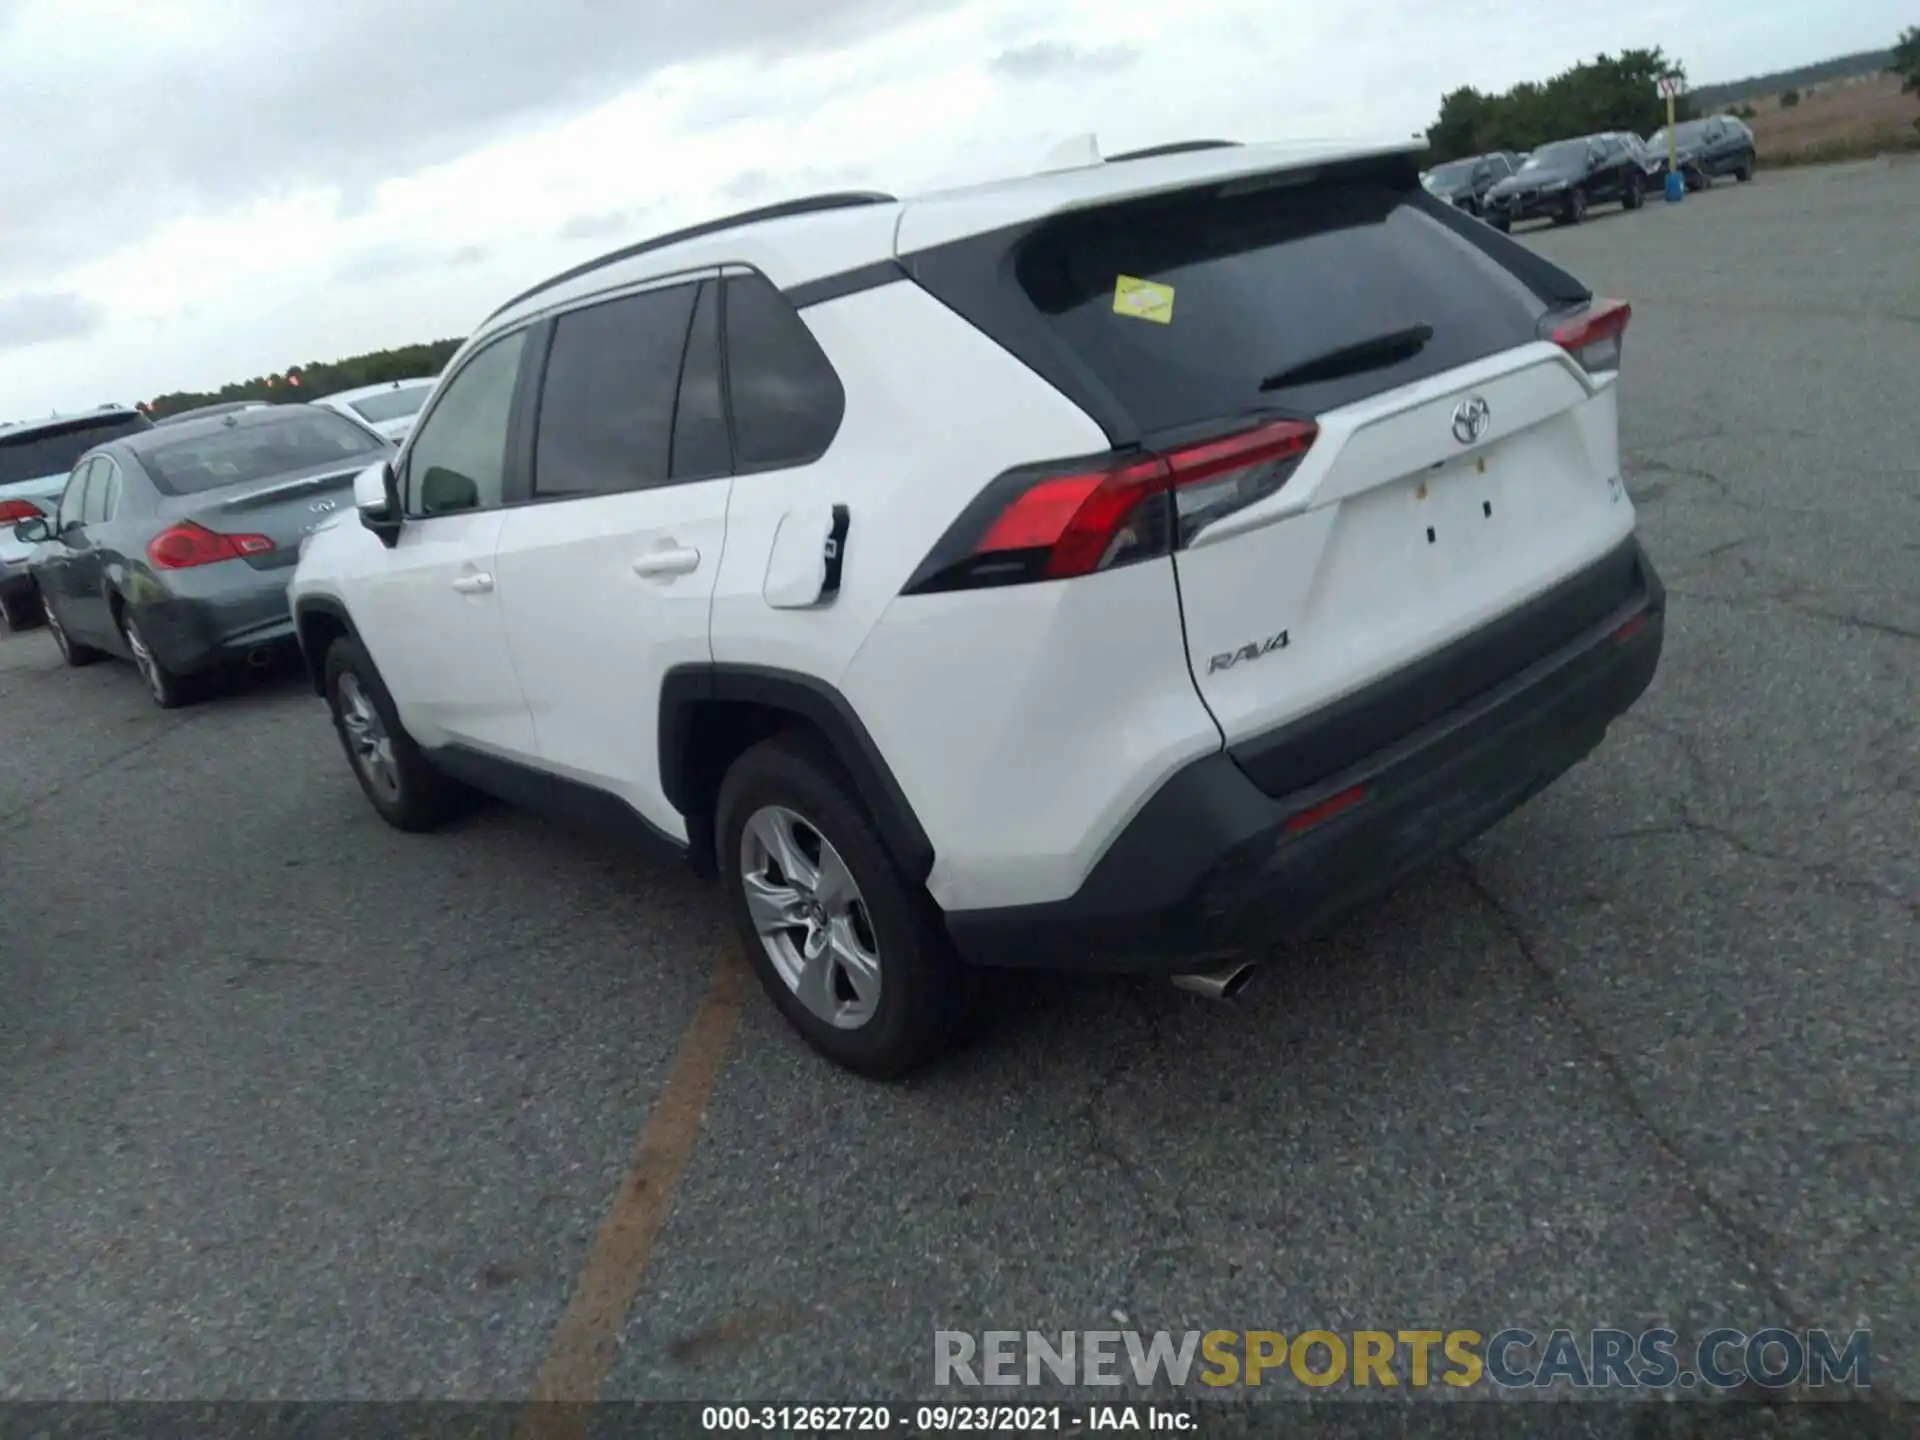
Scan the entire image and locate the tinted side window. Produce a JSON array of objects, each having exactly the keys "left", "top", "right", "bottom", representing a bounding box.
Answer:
[
  {"left": 672, "top": 281, "right": 731, "bottom": 482},
  {"left": 533, "top": 283, "right": 698, "bottom": 498},
  {"left": 405, "top": 329, "right": 528, "bottom": 516},
  {"left": 82, "top": 460, "right": 117, "bottom": 524},
  {"left": 724, "top": 273, "right": 845, "bottom": 471},
  {"left": 57, "top": 460, "right": 95, "bottom": 530}
]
